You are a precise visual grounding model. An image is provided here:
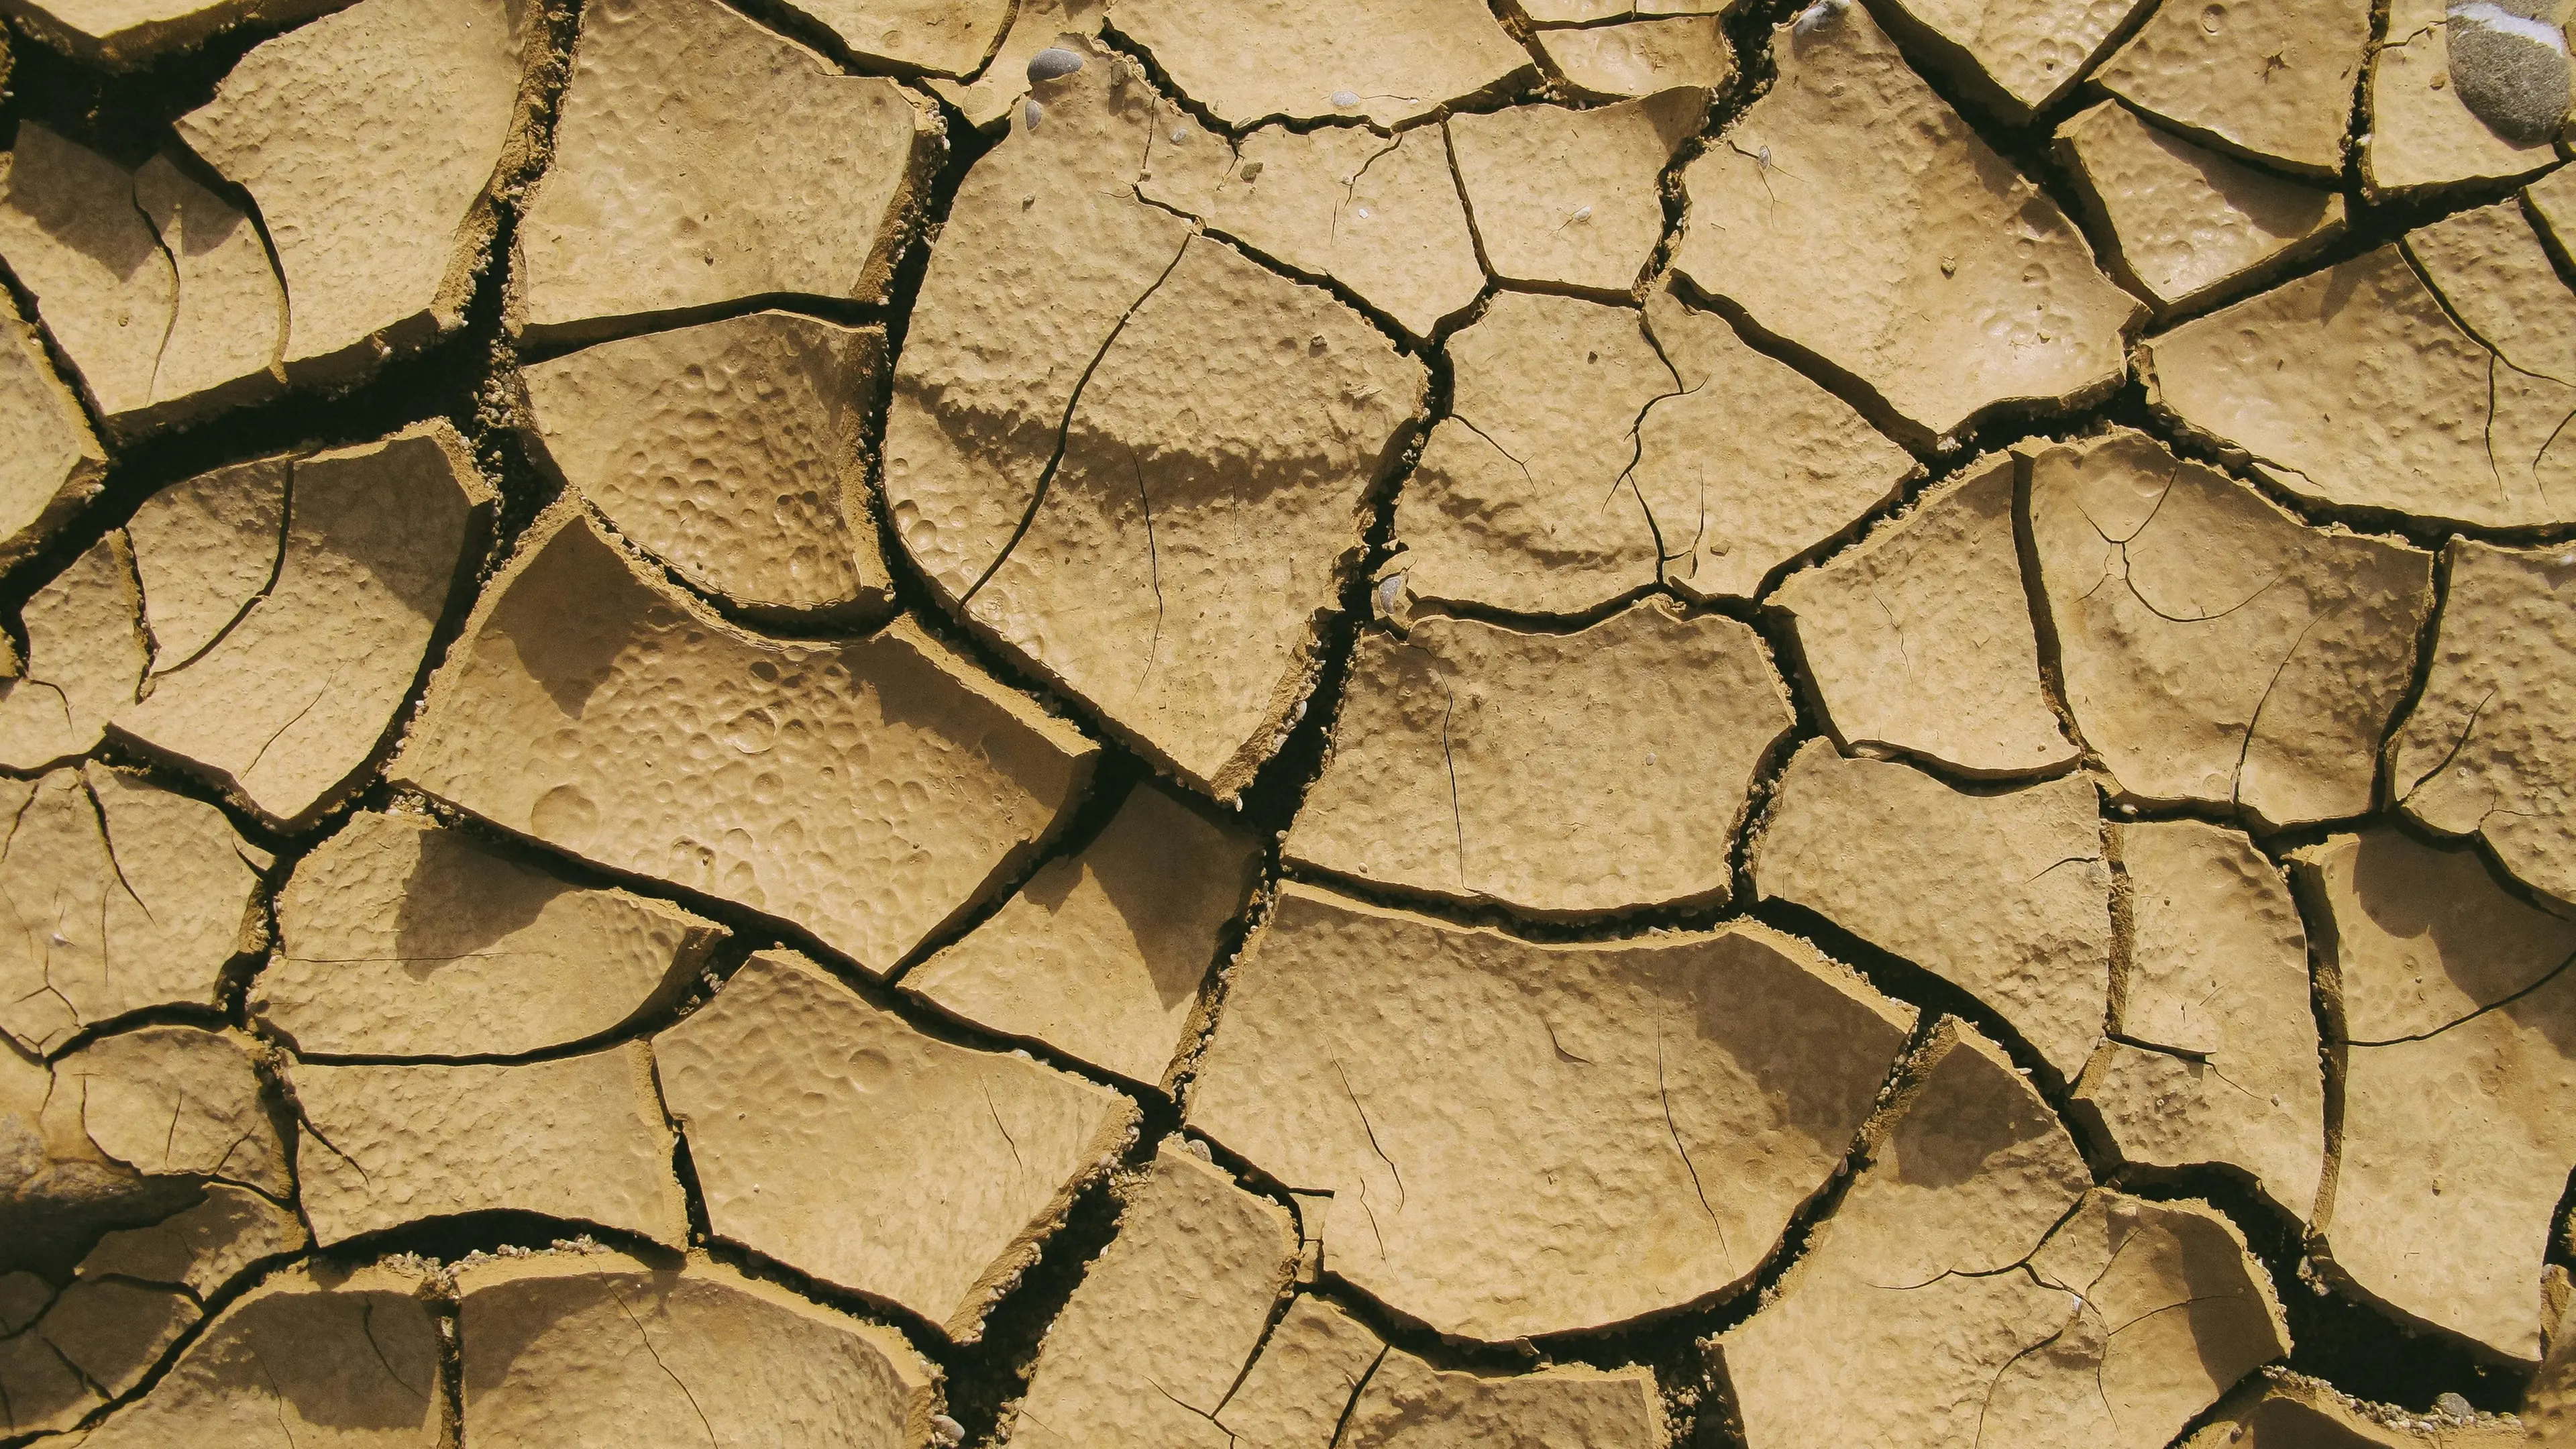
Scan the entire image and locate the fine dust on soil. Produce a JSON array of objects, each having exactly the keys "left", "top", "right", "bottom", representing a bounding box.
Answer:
[{"left": 1, "top": 0, "right": 2575, "bottom": 1444}]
